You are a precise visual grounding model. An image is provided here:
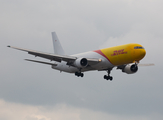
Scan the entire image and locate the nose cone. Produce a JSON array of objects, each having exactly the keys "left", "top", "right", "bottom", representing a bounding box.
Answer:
[{"left": 140, "top": 49, "right": 146, "bottom": 59}]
